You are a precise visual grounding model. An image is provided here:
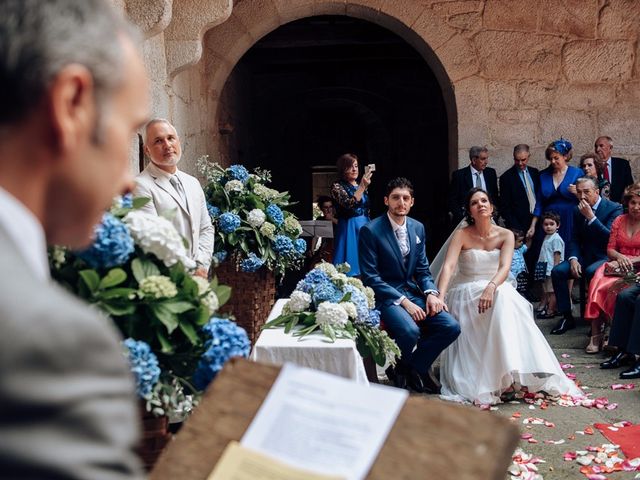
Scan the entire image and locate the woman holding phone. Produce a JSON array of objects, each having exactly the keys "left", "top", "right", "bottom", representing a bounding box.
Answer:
[{"left": 330, "top": 153, "right": 373, "bottom": 276}]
